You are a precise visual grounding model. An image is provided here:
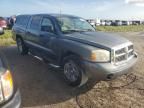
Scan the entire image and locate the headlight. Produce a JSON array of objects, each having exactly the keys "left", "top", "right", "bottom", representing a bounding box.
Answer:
[
  {"left": 90, "top": 49, "right": 110, "bottom": 62},
  {"left": 0, "top": 70, "right": 13, "bottom": 103}
]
